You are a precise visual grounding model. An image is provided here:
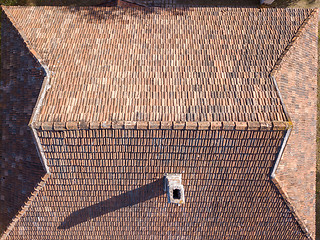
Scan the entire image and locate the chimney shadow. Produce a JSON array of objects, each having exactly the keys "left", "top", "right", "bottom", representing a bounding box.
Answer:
[{"left": 58, "top": 177, "right": 165, "bottom": 229}]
